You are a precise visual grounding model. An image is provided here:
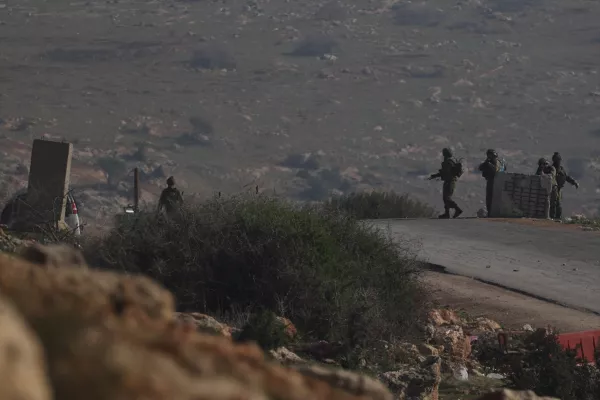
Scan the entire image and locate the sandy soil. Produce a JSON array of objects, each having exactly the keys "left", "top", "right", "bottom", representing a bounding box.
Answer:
[{"left": 424, "top": 271, "right": 600, "bottom": 332}]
